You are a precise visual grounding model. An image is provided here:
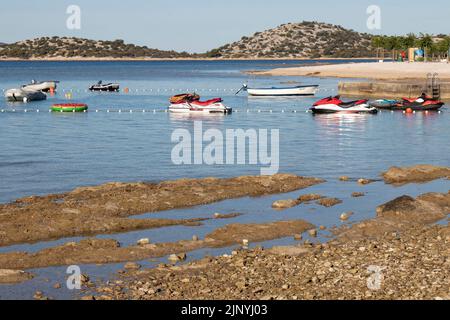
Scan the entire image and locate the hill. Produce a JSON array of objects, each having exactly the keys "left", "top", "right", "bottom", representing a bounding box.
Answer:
[
  {"left": 0, "top": 37, "right": 194, "bottom": 59},
  {"left": 205, "top": 21, "right": 374, "bottom": 59}
]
